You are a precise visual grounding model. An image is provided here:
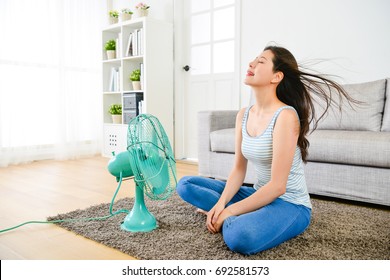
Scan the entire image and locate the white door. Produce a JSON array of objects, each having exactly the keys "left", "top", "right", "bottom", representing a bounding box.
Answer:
[{"left": 174, "top": 0, "right": 240, "bottom": 160}]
